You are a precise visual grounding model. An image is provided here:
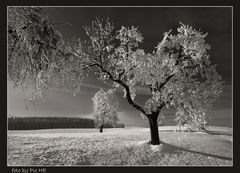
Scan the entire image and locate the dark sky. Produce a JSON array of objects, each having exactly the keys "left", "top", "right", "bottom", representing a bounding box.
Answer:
[{"left": 7, "top": 7, "right": 232, "bottom": 127}]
